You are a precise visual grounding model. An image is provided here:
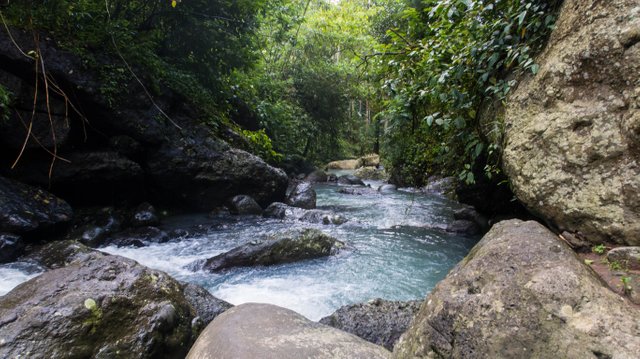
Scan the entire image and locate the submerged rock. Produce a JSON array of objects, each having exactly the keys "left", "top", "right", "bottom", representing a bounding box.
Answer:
[
  {"left": 338, "top": 174, "right": 366, "bottom": 186},
  {"left": 319, "top": 299, "right": 421, "bottom": 351},
  {"left": 502, "top": 0, "right": 640, "bottom": 245},
  {"left": 227, "top": 195, "right": 263, "bottom": 215},
  {"left": 0, "top": 253, "right": 198, "bottom": 359},
  {"left": 378, "top": 184, "right": 397, "bottom": 194},
  {"left": 263, "top": 202, "right": 290, "bottom": 219},
  {"left": 338, "top": 187, "right": 378, "bottom": 196},
  {"left": 103, "top": 226, "right": 170, "bottom": 248},
  {"left": 0, "top": 176, "right": 72, "bottom": 234},
  {"left": 394, "top": 220, "right": 640, "bottom": 358},
  {"left": 194, "top": 228, "right": 344, "bottom": 272},
  {"left": 286, "top": 182, "right": 317, "bottom": 209},
  {"left": 186, "top": 303, "right": 391, "bottom": 359}
]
